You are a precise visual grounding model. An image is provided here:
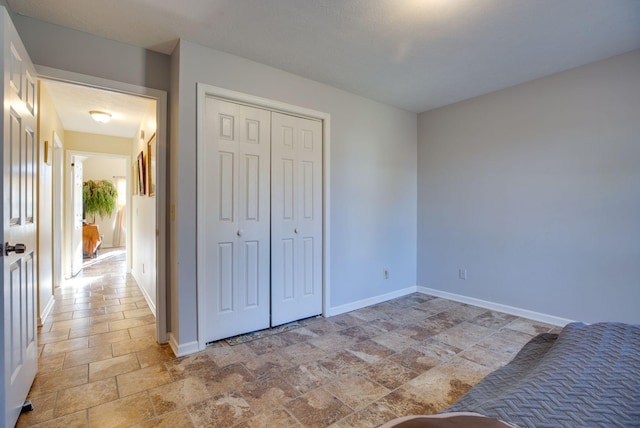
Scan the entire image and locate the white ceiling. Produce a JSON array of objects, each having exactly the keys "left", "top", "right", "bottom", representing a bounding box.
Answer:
[
  {"left": 10, "top": 0, "right": 640, "bottom": 113},
  {"left": 41, "top": 80, "right": 154, "bottom": 139}
]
